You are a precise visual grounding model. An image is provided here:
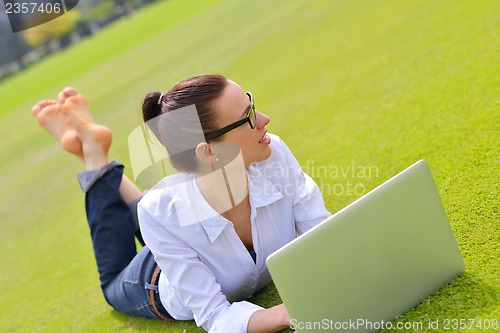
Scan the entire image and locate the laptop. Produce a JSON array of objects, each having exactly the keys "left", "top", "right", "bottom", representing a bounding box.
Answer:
[{"left": 266, "top": 160, "right": 465, "bottom": 332}]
